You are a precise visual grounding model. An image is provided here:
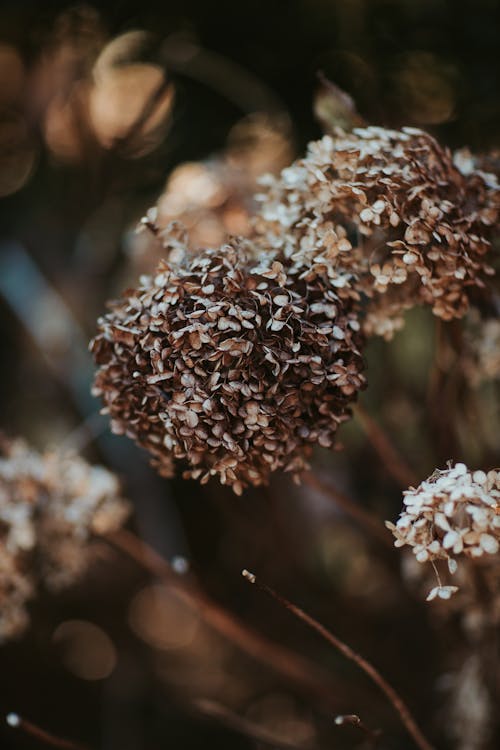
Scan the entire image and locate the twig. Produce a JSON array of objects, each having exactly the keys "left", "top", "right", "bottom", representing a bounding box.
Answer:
[
  {"left": 160, "top": 33, "right": 289, "bottom": 117},
  {"left": 353, "top": 403, "right": 418, "bottom": 488},
  {"left": 5, "top": 713, "right": 89, "bottom": 750},
  {"left": 104, "top": 528, "right": 350, "bottom": 709},
  {"left": 193, "top": 699, "right": 319, "bottom": 750},
  {"left": 301, "top": 472, "right": 392, "bottom": 549},
  {"left": 57, "top": 411, "right": 108, "bottom": 454},
  {"left": 241, "top": 570, "right": 435, "bottom": 750},
  {"left": 334, "top": 714, "right": 382, "bottom": 748}
]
